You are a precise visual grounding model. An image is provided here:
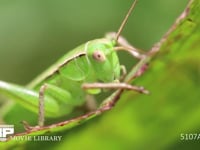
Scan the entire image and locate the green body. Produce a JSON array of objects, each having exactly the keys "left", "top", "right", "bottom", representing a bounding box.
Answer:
[{"left": 0, "top": 38, "right": 121, "bottom": 117}]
